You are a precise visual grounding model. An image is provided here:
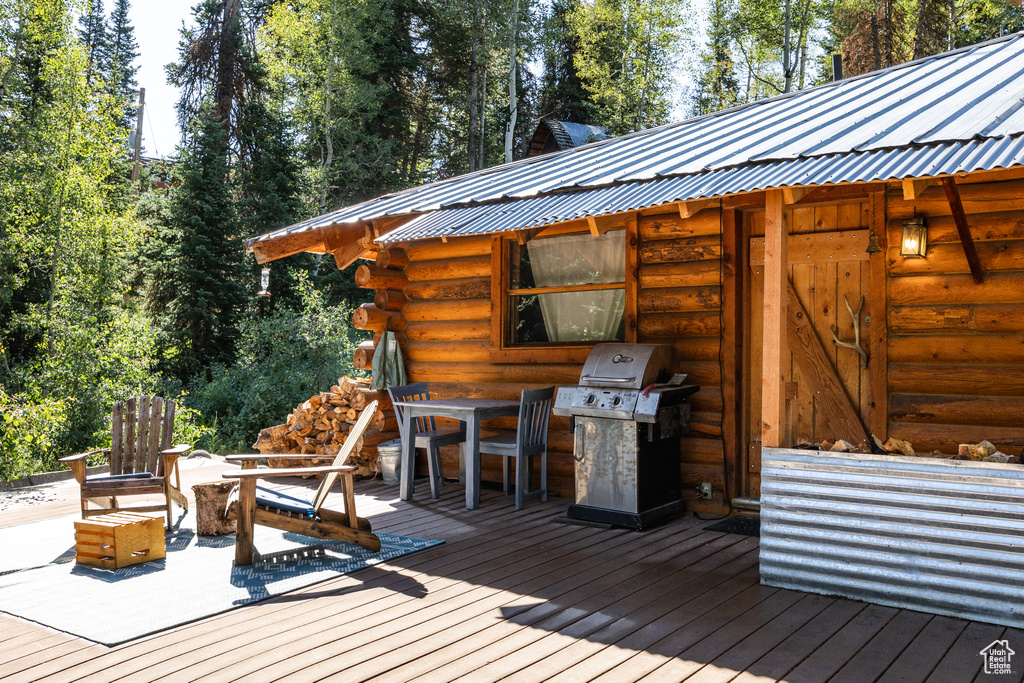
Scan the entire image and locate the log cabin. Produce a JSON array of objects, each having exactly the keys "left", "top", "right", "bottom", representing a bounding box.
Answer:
[{"left": 246, "top": 34, "right": 1024, "bottom": 516}]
